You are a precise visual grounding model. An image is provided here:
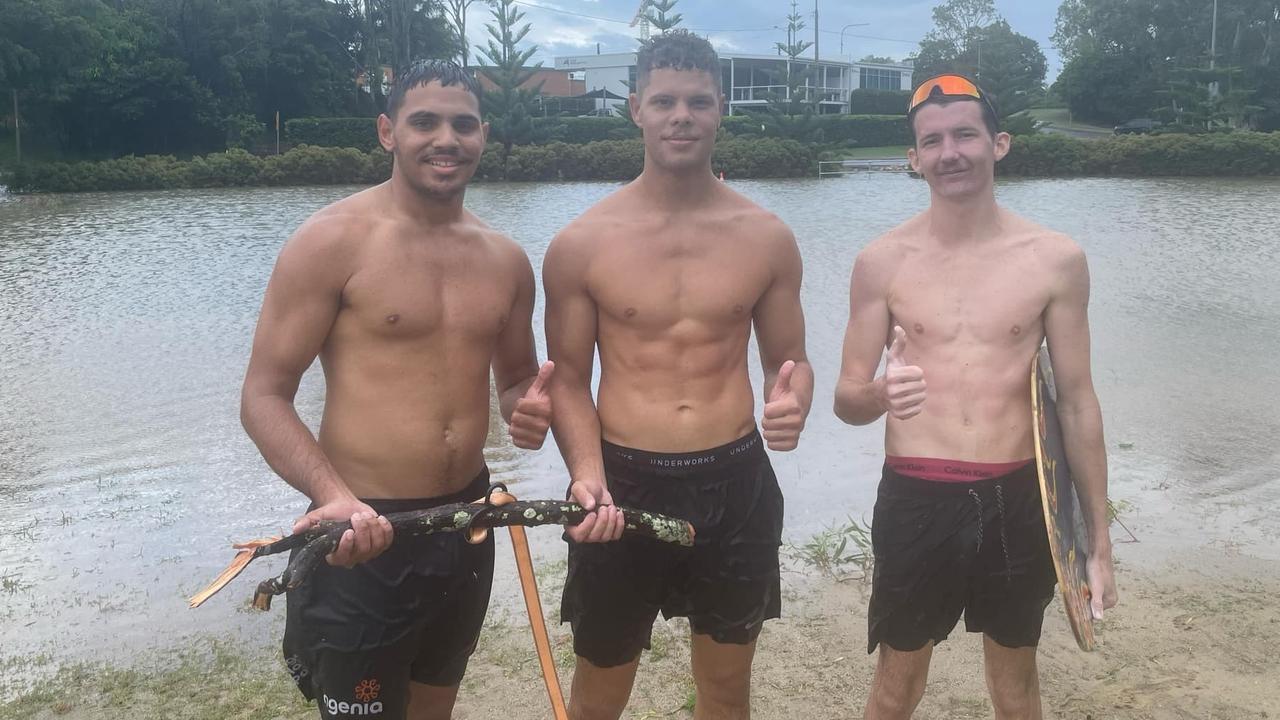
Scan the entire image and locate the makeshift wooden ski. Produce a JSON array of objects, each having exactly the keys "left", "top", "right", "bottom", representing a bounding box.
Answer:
[{"left": 189, "top": 486, "right": 694, "bottom": 610}]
